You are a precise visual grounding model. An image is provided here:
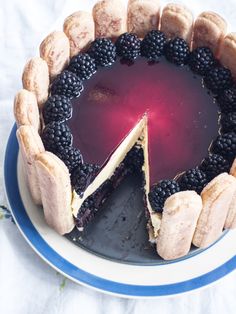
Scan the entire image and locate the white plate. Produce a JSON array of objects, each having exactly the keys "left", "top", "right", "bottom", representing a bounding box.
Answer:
[{"left": 4, "top": 125, "right": 236, "bottom": 298}]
